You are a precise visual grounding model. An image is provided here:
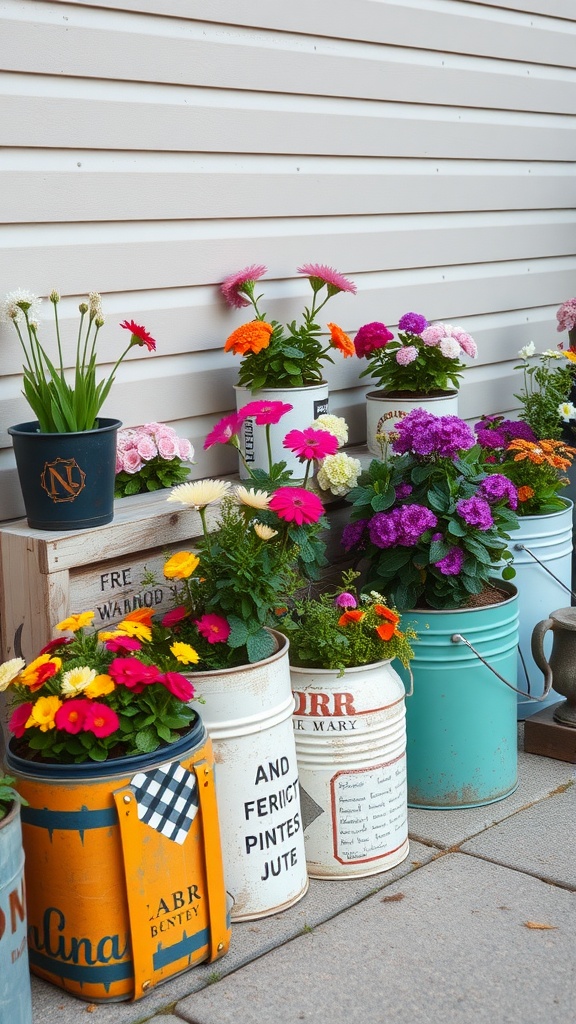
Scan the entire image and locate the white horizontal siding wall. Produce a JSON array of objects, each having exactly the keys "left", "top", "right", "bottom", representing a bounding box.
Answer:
[{"left": 0, "top": 0, "right": 575, "bottom": 519}]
